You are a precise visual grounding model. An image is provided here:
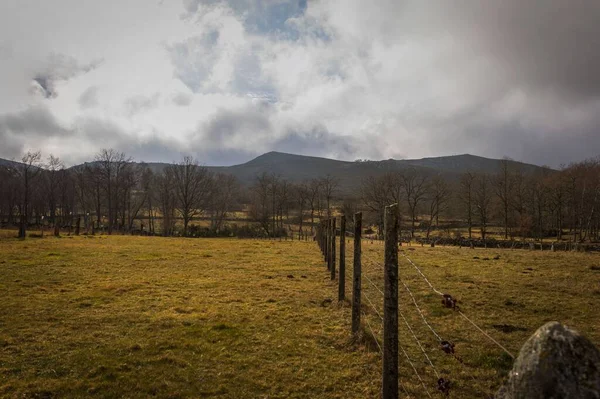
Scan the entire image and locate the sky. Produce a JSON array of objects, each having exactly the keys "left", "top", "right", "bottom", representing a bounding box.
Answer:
[{"left": 0, "top": 0, "right": 599, "bottom": 167}]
